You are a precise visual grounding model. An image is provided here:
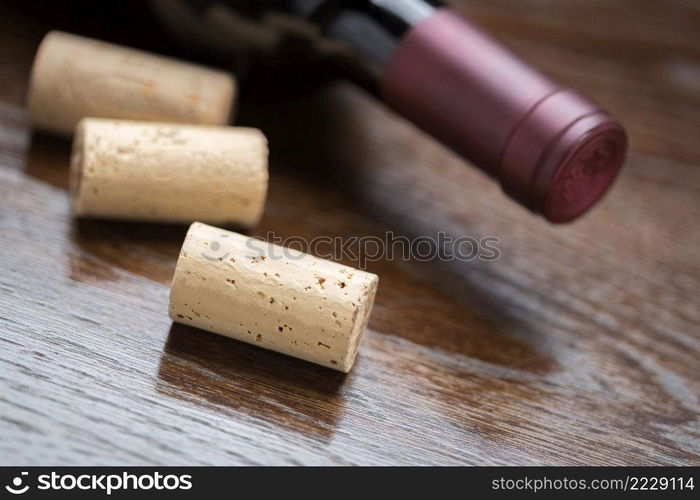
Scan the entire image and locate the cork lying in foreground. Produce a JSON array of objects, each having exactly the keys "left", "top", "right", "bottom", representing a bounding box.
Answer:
[
  {"left": 169, "top": 223, "right": 379, "bottom": 372},
  {"left": 27, "top": 31, "right": 236, "bottom": 135},
  {"left": 70, "top": 119, "right": 268, "bottom": 227}
]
